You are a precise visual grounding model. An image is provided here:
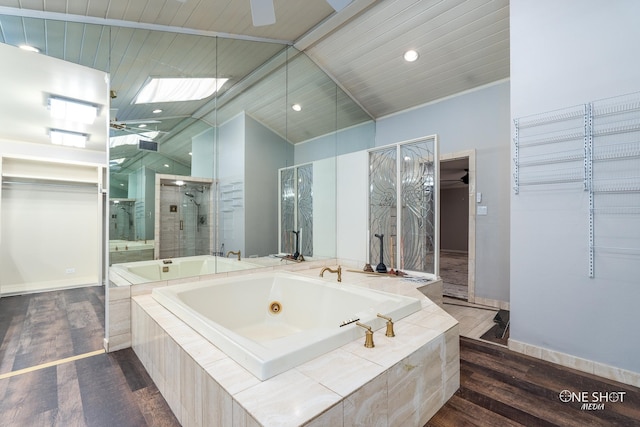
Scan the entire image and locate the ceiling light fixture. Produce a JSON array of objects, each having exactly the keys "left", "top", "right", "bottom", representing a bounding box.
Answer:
[
  {"left": 138, "top": 124, "right": 147, "bottom": 128},
  {"left": 49, "top": 96, "right": 98, "bottom": 124},
  {"left": 291, "top": 104, "right": 302, "bottom": 112},
  {"left": 134, "top": 77, "right": 228, "bottom": 104},
  {"left": 403, "top": 49, "right": 419, "bottom": 62},
  {"left": 153, "top": 109, "right": 163, "bottom": 114},
  {"left": 50, "top": 129, "right": 88, "bottom": 148}
]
